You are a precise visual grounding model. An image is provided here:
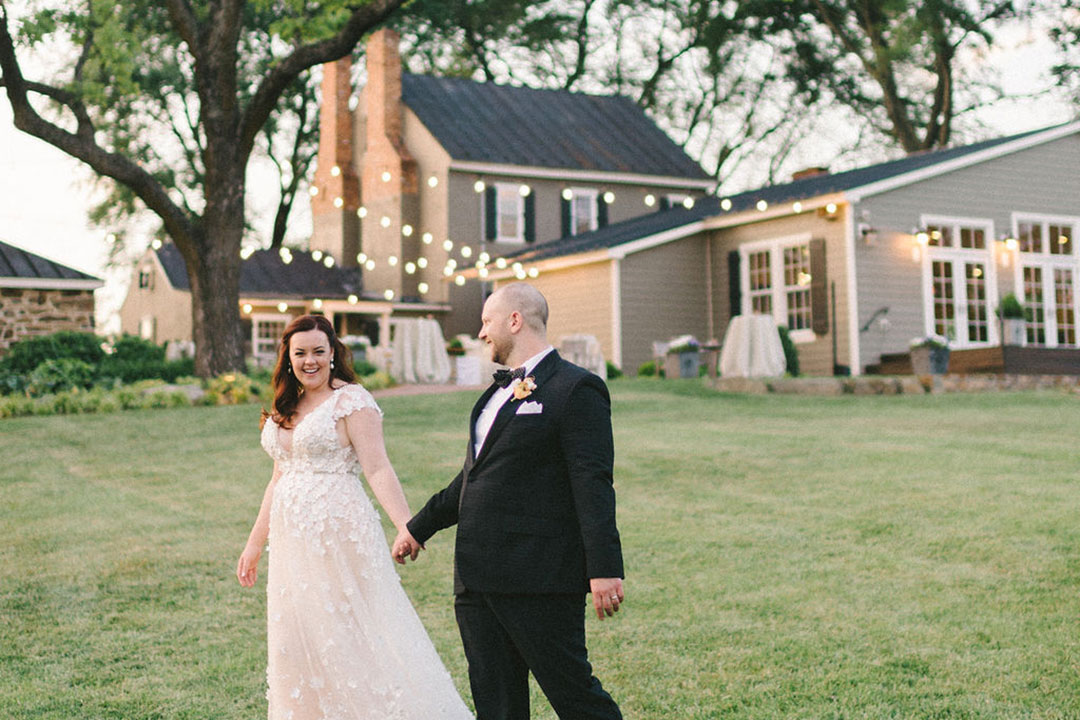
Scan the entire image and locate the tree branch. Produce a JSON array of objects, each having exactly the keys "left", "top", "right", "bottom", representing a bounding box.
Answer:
[{"left": 240, "top": 0, "right": 405, "bottom": 159}]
